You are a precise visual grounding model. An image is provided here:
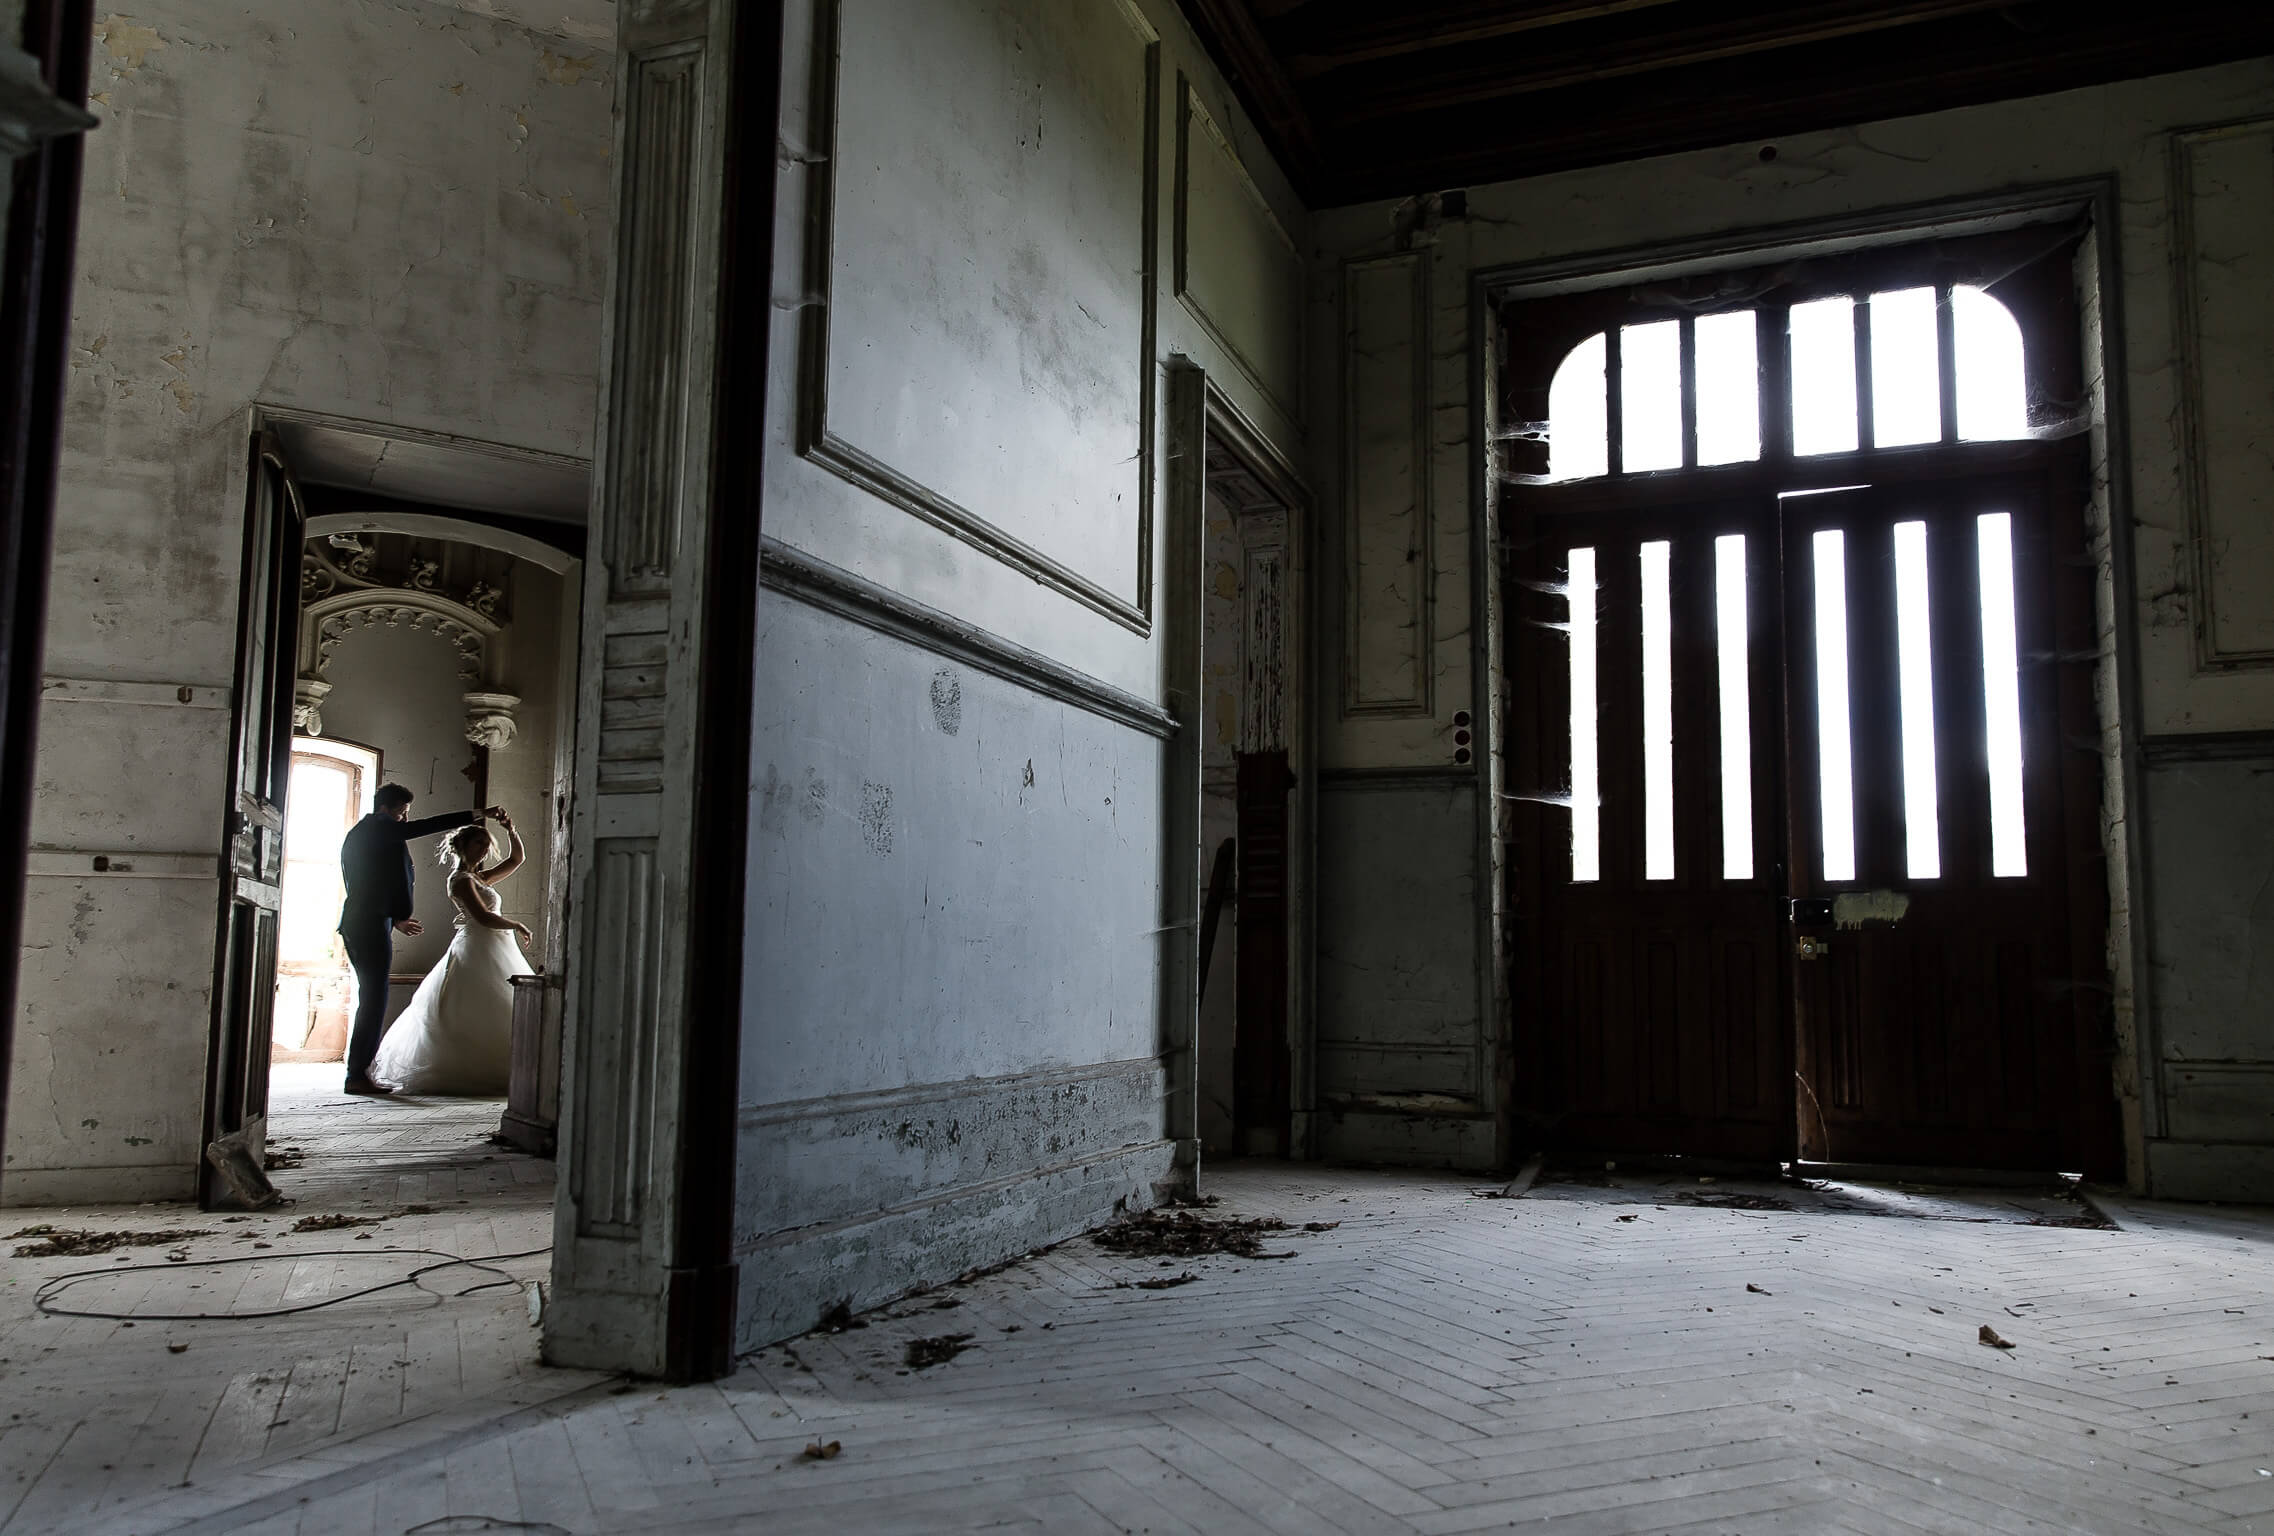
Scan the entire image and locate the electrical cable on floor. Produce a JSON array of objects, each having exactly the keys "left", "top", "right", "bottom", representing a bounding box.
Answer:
[{"left": 32, "top": 1244, "right": 554, "bottom": 1322}]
